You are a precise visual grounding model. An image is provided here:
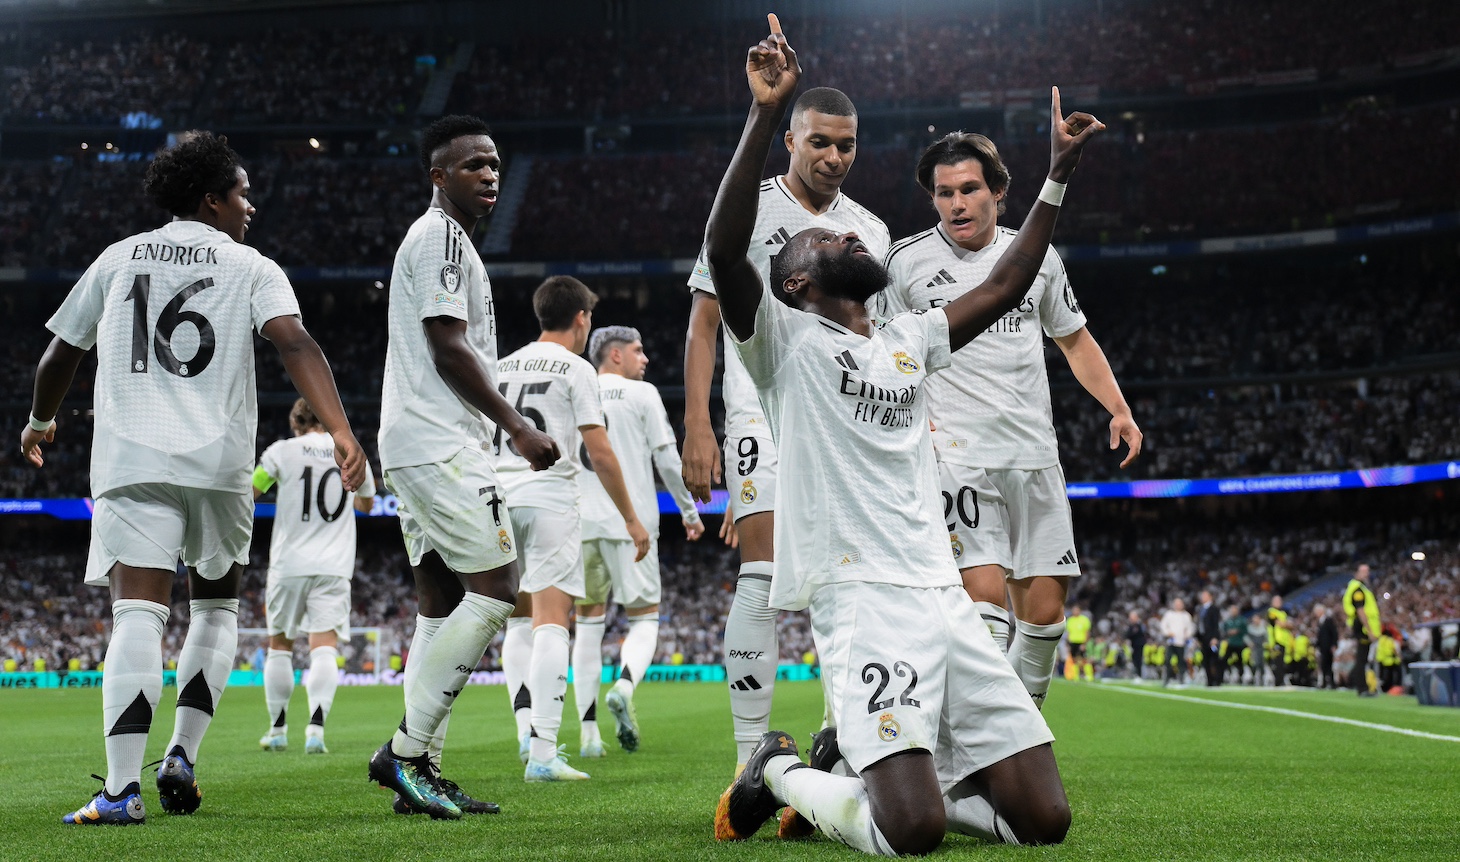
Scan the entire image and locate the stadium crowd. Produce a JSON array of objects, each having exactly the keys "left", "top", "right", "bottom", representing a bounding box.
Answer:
[{"left": 4, "top": 506, "right": 1453, "bottom": 687}]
